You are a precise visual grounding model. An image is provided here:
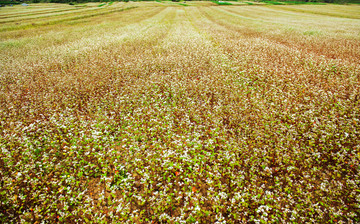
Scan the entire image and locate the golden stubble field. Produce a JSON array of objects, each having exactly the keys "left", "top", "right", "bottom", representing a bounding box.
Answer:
[{"left": 1, "top": 1, "right": 360, "bottom": 223}]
